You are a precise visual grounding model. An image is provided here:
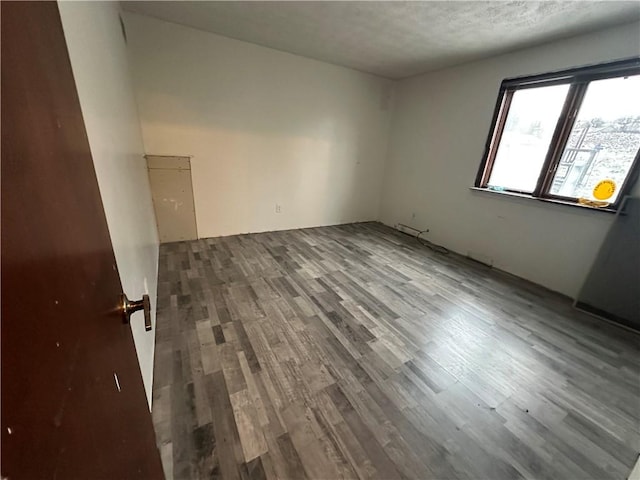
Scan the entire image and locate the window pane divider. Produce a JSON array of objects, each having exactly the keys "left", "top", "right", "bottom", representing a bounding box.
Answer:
[{"left": 533, "top": 83, "right": 588, "bottom": 197}]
